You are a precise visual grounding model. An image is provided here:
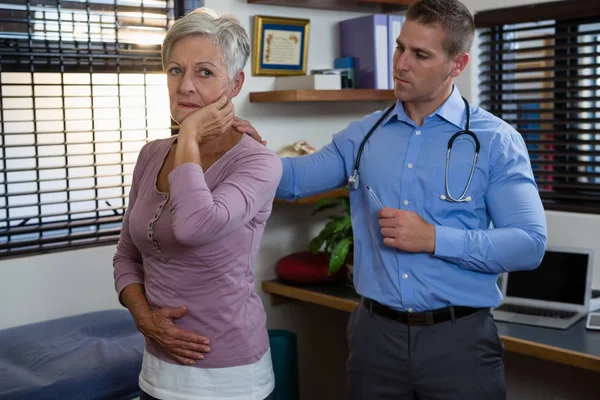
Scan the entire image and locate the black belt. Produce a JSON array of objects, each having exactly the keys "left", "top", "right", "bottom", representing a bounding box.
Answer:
[{"left": 361, "top": 297, "right": 485, "bottom": 326}]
